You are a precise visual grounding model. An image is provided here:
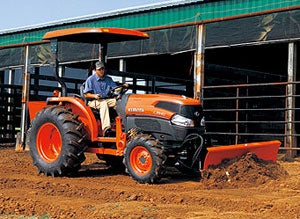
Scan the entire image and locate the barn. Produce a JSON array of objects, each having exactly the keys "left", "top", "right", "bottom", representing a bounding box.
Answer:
[{"left": 0, "top": 0, "right": 299, "bottom": 157}]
